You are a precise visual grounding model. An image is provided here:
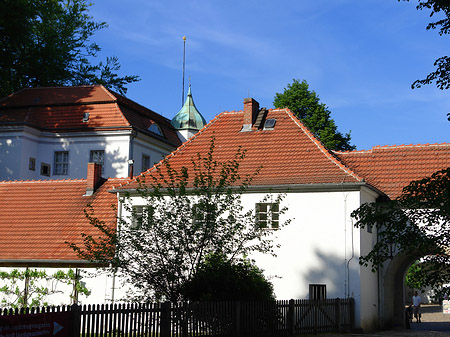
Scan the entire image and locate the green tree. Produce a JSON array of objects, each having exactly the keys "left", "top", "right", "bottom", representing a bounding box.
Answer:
[
  {"left": 405, "top": 261, "right": 427, "bottom": 290},
  {"left": 0, "top": 0, "right": 139, "bottom": 97},
  {"left": 401, "top": 1, "right": 450, "bottom": 97},
  {"left": 273, "top": 79, "right": 355, "bottom": 151},
  {"left": 352, "top": 168, "right": 450, "bottom": 293},
  {"left": 182, "top": 253, "right": 274, "bottom": 301},
  {"left": 70, "top": 137, "right": 289, "bottom": 302}
]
